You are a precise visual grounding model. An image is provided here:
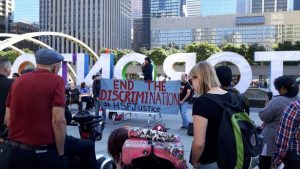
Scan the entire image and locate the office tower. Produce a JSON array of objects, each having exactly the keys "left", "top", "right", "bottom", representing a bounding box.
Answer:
[
  {"left": 252, "top": 0, "right": 288, "bottom": 13},
  {"left": 186, "top": 0, "right": 201, "bottom": 16},
  {"left": 294, "top": 0, "right": 300, "bottom": 10},
  {"left": 151, "top": 0, "right": 184, "bottom": 18},
  {"left": 132, "top": 0, "right": 151, "bottom": 51},
  {"left": 40, "top": 0, "right": 131, "bottom": 53},
  {"left": 237, "top": 0, "right": 252, "bottom": 13},
  {"left": 0, "top": 0, "right": 14, "bottom": 32},
  {"left": 151, "top": 11, "right": 300, "bottom": 50}
]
